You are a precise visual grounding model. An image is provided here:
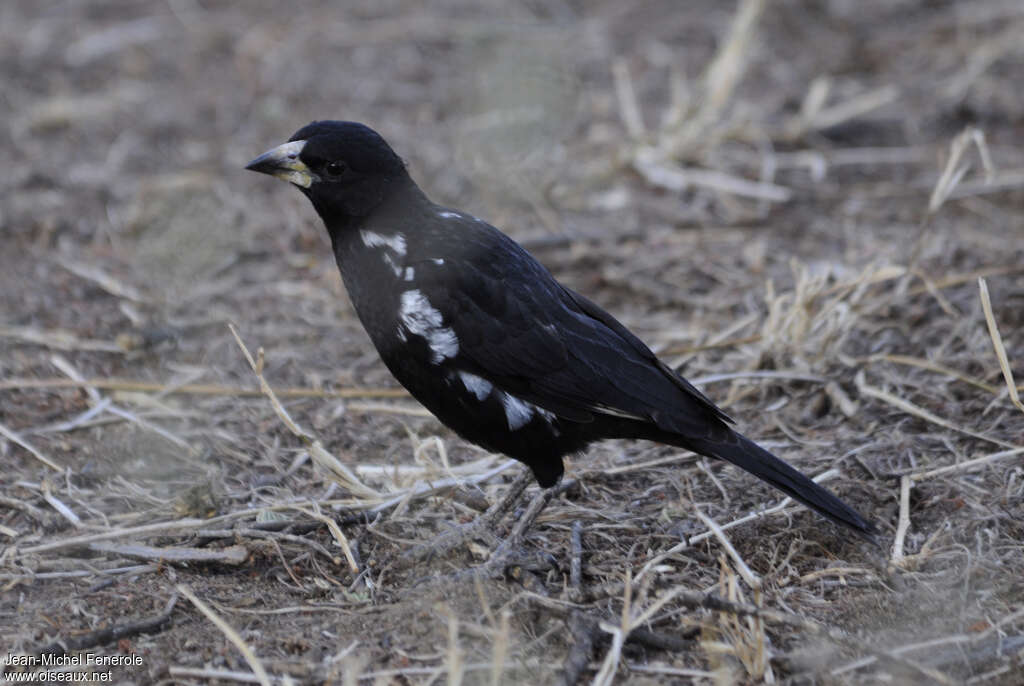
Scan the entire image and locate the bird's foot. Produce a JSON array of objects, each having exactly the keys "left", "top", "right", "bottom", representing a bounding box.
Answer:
[
  {"left": 391, "top": 468, "right": 534, "bottom": 572},
  {"left": 478, "top": 484, "right": 557, "bottom": 575}
]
